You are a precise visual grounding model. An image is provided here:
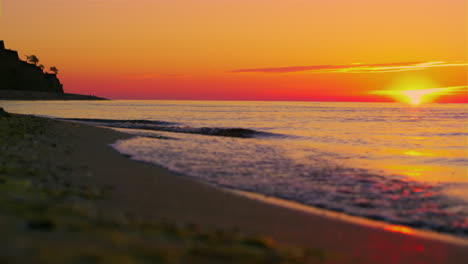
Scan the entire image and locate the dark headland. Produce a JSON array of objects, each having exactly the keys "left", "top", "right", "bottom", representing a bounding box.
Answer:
[{"left": 0, "top": 40, "right": 106, "bottom": 100}]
